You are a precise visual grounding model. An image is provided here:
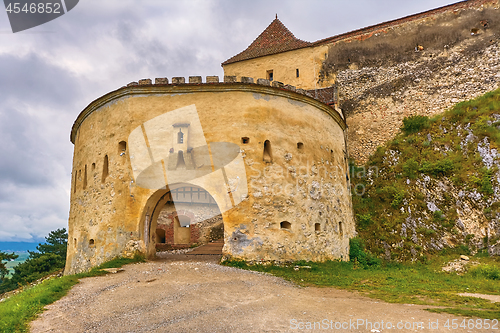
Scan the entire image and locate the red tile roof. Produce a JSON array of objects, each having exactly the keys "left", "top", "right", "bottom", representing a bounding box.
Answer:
[{"left": 222, "top": 18, "right": 312, "bottom": 65}]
